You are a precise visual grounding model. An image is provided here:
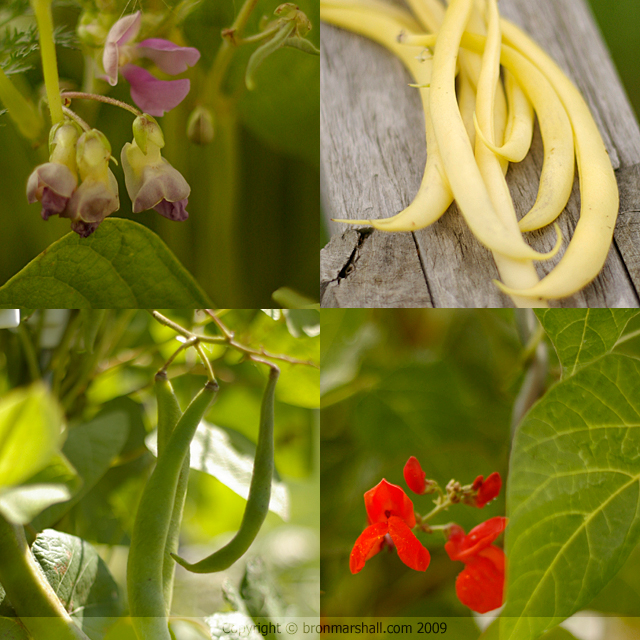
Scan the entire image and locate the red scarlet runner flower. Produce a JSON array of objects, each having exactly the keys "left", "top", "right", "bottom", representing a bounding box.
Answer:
[
  {"left": 403, "top": 456, "right": 427, "bottom": 495},
  {"left": 445, "top": 516, "right": 507, "bottom": 613},
  {"left": 473, "top": 472, "right": 502, "bottom": 508},
  {"left": 350, "top": 479, "right": 430, "bottom": 574}
]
